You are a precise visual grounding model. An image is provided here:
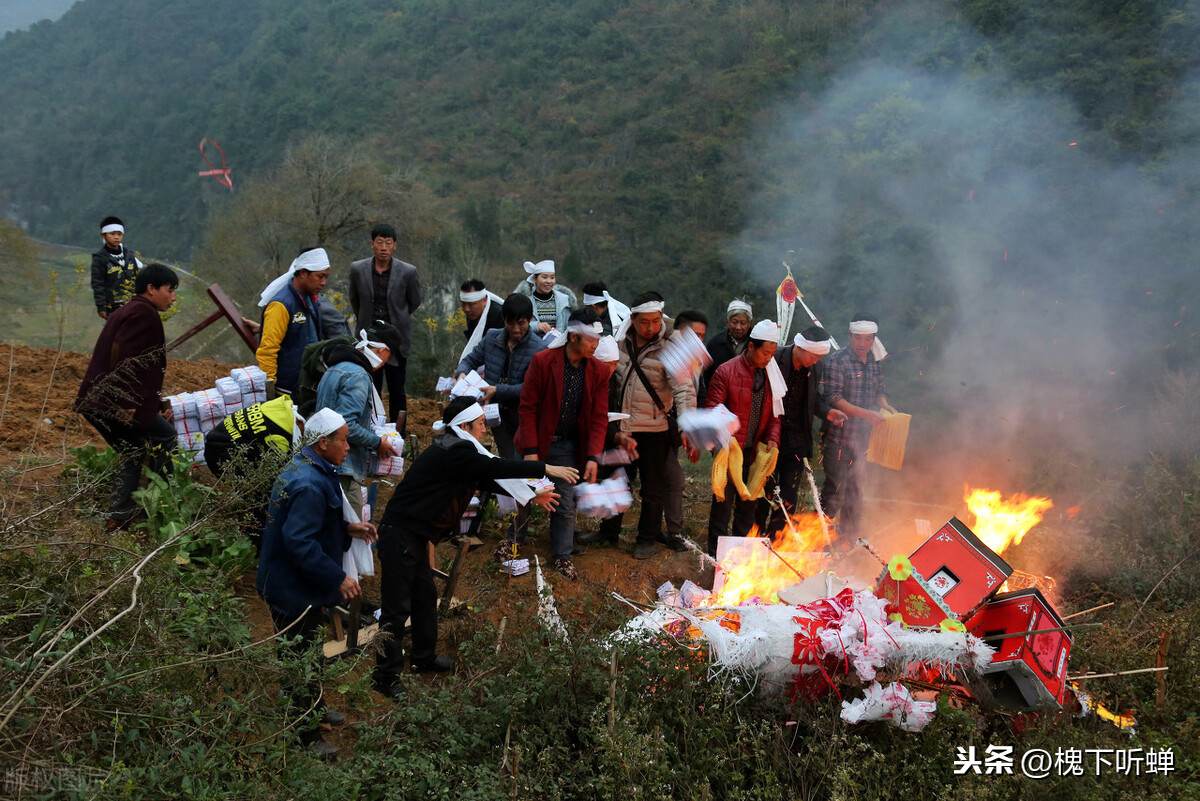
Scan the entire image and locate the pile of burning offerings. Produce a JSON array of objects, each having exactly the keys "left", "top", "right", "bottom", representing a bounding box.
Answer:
[{"left": 614, "top": 489, "right": 1100, "bottom": 733}]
